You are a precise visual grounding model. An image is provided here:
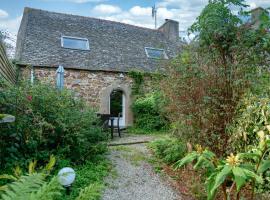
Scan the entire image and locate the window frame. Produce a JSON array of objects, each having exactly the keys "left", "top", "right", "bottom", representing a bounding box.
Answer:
[
  {"left": 61, "top": 35, "right": 90, "bottom": 51},
  {"left": 145, "top": 47, "right": 168, "bottom": 59}
]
